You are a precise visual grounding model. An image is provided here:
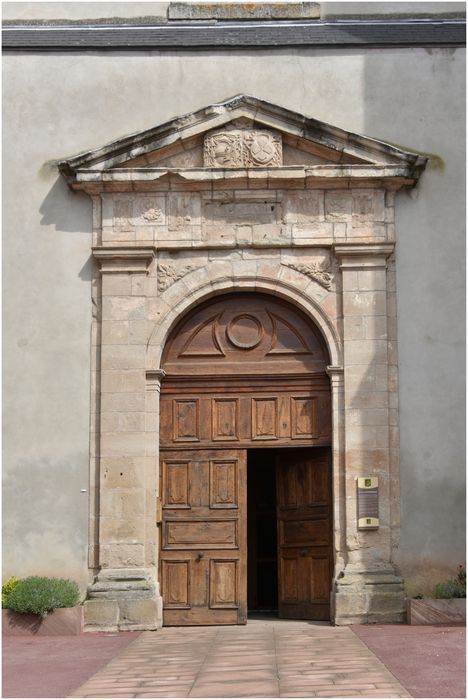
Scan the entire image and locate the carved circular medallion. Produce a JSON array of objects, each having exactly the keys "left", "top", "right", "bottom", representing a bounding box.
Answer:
[
  {"left": 226, "top": 314, "right": 263, "bottom": 349},
  {"left": 247, "top": 134, "right": 277, "bottom": 165}
]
